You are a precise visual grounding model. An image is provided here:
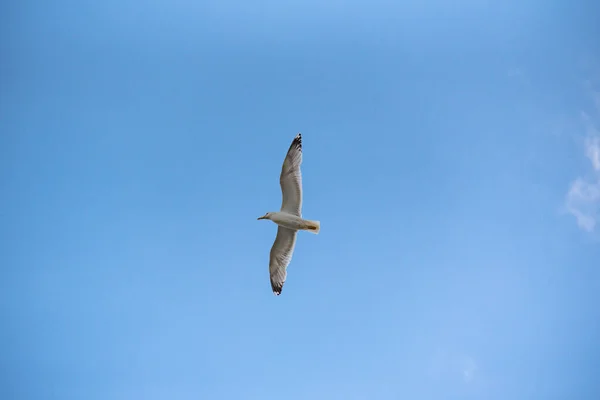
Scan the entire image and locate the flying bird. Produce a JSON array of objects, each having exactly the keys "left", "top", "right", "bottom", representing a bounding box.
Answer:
[{"left": 257, "top": 133, "right": 320, "bottom": 295}]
